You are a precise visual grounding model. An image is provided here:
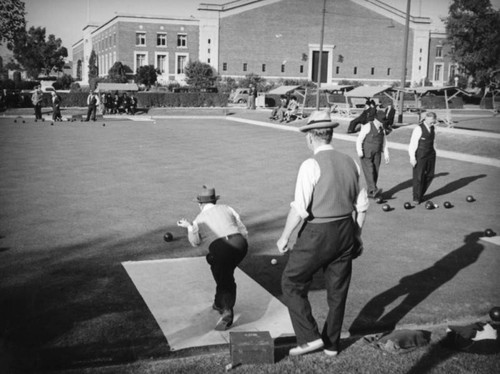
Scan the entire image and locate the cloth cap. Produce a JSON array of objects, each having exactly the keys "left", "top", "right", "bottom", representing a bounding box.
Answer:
[
  {"left": 194, "top": 185, "right": 220, "bottom": 203},
  {"left": 299, "top": 110, "right": 339, "bottom": 132}
]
